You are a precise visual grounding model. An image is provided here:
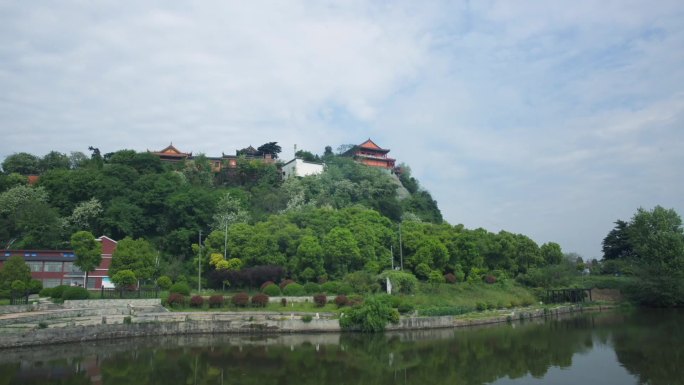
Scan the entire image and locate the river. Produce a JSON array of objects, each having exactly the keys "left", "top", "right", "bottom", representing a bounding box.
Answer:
[{"left": 0, "top": 309, "right": 682, "bottom": 385}]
